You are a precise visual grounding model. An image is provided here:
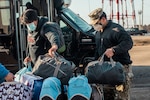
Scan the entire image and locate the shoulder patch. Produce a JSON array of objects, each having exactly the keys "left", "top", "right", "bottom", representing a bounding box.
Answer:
[{"left": 112, "top": 27, "right": 120, "bottom": 32}]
